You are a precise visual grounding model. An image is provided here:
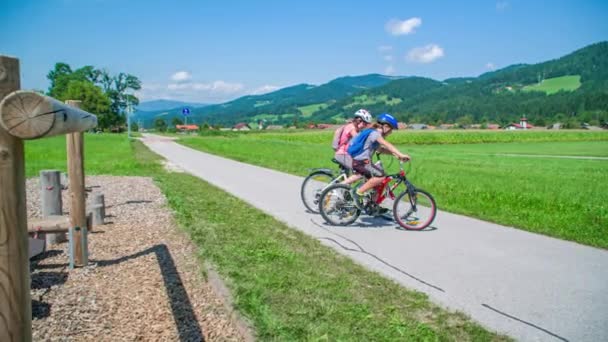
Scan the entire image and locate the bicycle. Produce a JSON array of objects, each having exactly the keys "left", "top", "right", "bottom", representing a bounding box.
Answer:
[
  {"left": 300, "top": 158, "right": 352, "bottom": 214},
  {"left": 318, "top": 160, "right": 437, "bottom": 230}
]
